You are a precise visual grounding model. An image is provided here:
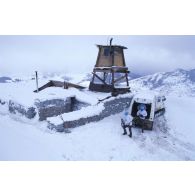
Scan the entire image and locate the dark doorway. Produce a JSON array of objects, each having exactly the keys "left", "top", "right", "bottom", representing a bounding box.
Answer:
[{"left": 131, "top": 101, "right": 151, "bottom": 119}]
